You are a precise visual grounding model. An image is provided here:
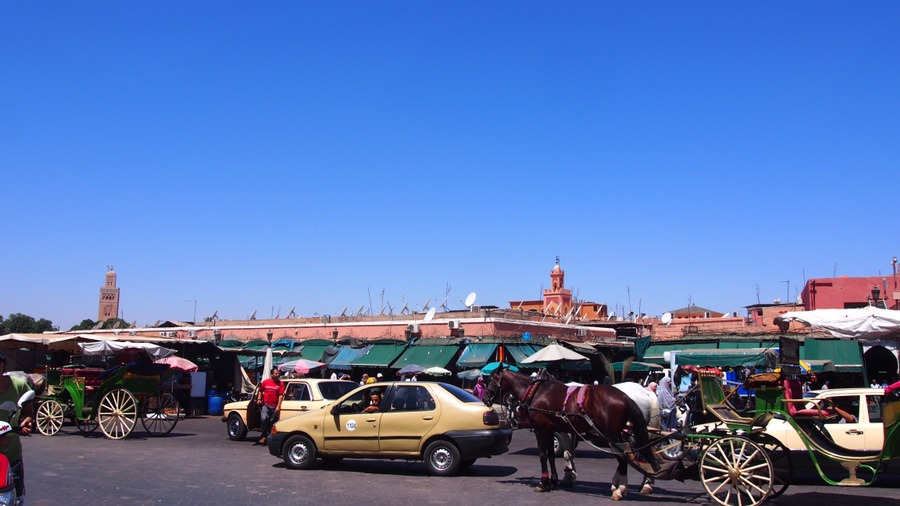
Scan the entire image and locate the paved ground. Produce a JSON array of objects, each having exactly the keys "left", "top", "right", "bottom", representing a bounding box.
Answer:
[{"left": 24, "top": 416, "right": 900, "bottom": 505}]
